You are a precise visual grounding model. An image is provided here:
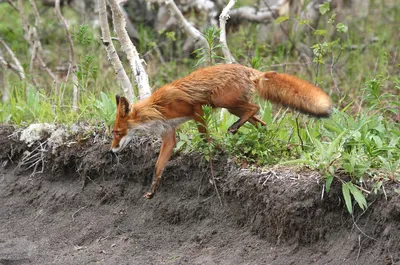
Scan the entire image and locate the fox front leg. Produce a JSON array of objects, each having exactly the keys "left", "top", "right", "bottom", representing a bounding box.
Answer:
[{"left": 144, "top": 129, "right": 177, "bottom": 199}]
